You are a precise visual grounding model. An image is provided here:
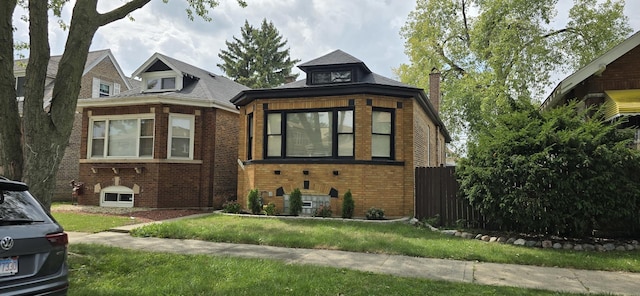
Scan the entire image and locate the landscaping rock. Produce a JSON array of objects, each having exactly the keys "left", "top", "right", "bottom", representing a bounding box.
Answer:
[
  {"left": 632, "top": 240, "right": 639, "bottom": 246},
  {"left": 616, "top": 246, "right": 626, "bottom": 251},
  {"left": 462, "top": 232, "right": 475, "bottom": 239},
  {"left": 542, "top": 240, "right": 553, "bottom": 248},
  {"left": 481, "top": 235, "right": 491, "bottom": 242},
  {"left": 506, "top": 237, "right": 517, "bottom": 244},
  {"left": 604, "top": 243, "right": 616, "bottom": 251},
  {"left": 596, "top": 244, "right": 605, "bottom": 252},
  {"left": 525, "top": 240, "right": 537, "bottom": 247},
  {"left": 573, "top": 244, "right": 583, "bottom": 251},
  {"left": 442, "top": 230, "right": 457, "bottom": 236},
  {"left": 489, "top": 237, "right": 498, "bottom": 243},
  {"left": 513, "top": 239, "right": 526, "bottom": 246},
  {"left": 497, "top": 237, "right": 508, "bottom": 243},
  {"left": 583, "top": 244, "right": 595, "bottom": 251},
  {"left": 475, "top": 234, "right": 484, "bottom": 240},
  {"left": 625, "top": 244, "right": 635, "bottom": 251},
  {"left": 553, "top": 243, "right": 562, "bottom": 249},
  {"left": 535, "top": 241, "right": 542, "bottom": 248},
  {"left": 563, "top": 243, "right": 573, "bottom": 250},
  {"left": 409, "top": 218, "right": 420, "bottom": 226},
  {"left": 454, "top": 231, "right": 463, "bottom": 237}
]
